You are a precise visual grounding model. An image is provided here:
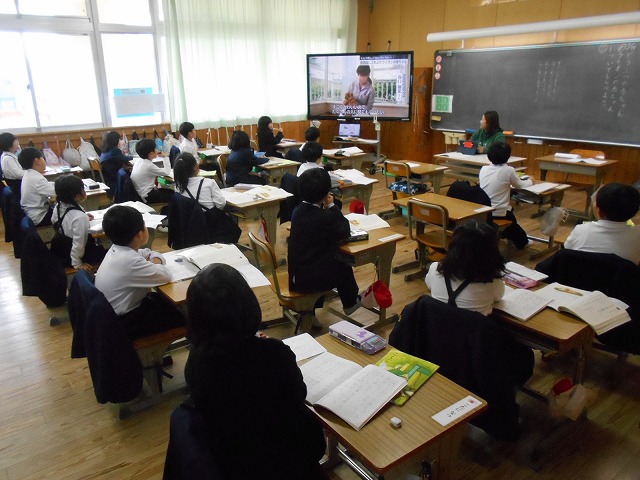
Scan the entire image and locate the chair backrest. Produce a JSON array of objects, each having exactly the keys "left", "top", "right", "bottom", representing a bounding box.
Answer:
[
  {"left": 88, "top": 157, "right": 105, "bottom": 183},
  {"left": 384, "top": 160, "right": 411, "bottom": 185},
  {"left": 248, "top": 231, "right": 282, "bottom": 295},
  {"left": 407, "top": 199, "right": 450, "bottom": 249},
  {"left": 250, "top": 139, "right": 259, "bottom": 152},
  {"left": 169, "top": 145, "right": 181, "bottom": 167},
  {"left": 570, "top": 148, "right": 605, "bottom": 159},
  {"left": 217, "top": 154, "right": 228, "bottom": 187}
]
